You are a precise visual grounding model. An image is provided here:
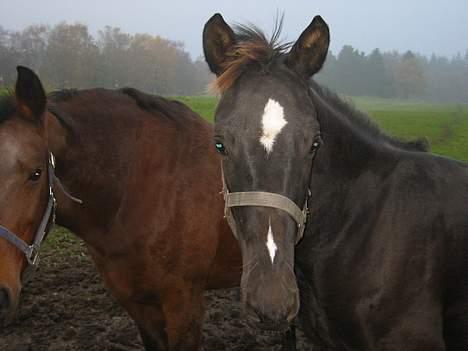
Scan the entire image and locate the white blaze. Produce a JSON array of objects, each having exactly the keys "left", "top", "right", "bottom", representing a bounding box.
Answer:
[
  {"left": 260, "top": 99, "right": 287, "bottom": 154},
  {"left": 266, "top": 221, "right": 277, "bottom": 263}
]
